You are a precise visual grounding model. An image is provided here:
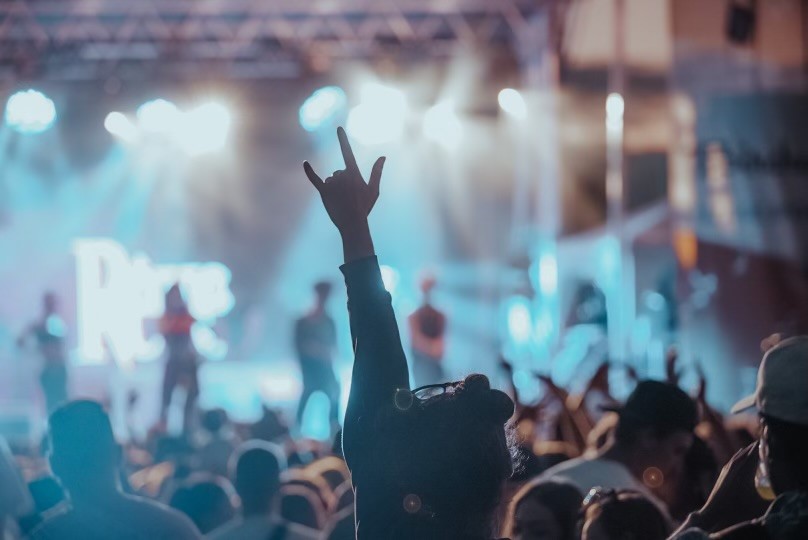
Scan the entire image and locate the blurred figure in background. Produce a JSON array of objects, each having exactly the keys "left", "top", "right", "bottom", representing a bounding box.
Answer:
[
  {"left": 30, "top": 400, "right": 199, "bottom": 539},
  {"left": 540, "top": 380, "right": 698, "bottom": 515},
  {"left": 159, "top": 284, "right": 199, "bottom": 435},
  {"left": 294, "top": 281, "right": 340, "bottom": 432},
  {"left": 408, "top": 274, "right": 447, "bottom": 387},
  {"left": 209, "top": 441, "right": 317, "bottom": 540},
  {"left": 168, "top": 475, "right": 235, "bottom": 535},
  {"left": 17, "top": 292, "right": 68, "bottom": 413},
  {"left": 580, "top": 488, "right": 670, "bottom": 540},
  {"left": 196, "top": 409, "right": 237, "bottom": 477},
  {"left": 505, "top": 479, "right": 583, "bottom": 540}
]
